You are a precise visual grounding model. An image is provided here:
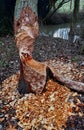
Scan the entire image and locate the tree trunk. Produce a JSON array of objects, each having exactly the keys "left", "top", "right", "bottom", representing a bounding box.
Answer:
[
  {"left": 14, "top": 0, "right": 38, "bottom": 19},
  {"left": 69, "top": 0, "right": 80, "bottom": 41},
  {"left": 14, "top": 0, "right": 84, "bottom": 94},
  {"left": 14, "top": 0, "right": 41, "bottom": 94}
]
